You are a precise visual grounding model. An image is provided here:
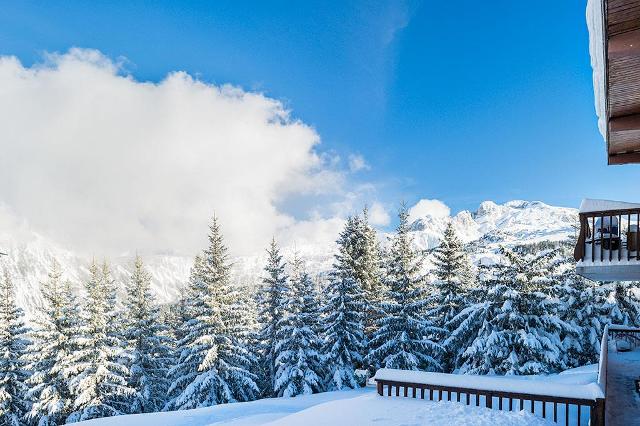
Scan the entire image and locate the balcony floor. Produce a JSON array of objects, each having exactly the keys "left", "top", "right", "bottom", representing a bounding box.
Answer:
[
  {"left": 606, "top": 342, "right": 640, "bottom": 425},
  {"left": 576, "top": 262, "right": 640, "bottom": 281}
]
